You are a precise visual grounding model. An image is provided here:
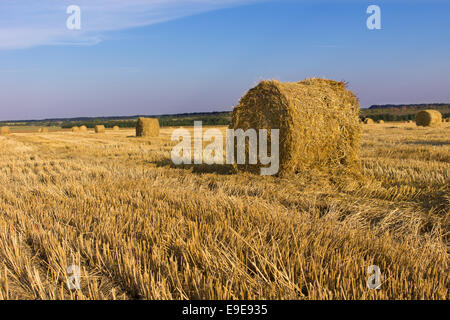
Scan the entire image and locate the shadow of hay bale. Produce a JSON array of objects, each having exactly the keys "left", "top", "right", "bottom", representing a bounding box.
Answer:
[
  {"left": 403, "top": 140, "right": 449, "bottom": 146},
  {"left": 152, "top": 158, "right": 236, "bottom": 175}
]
